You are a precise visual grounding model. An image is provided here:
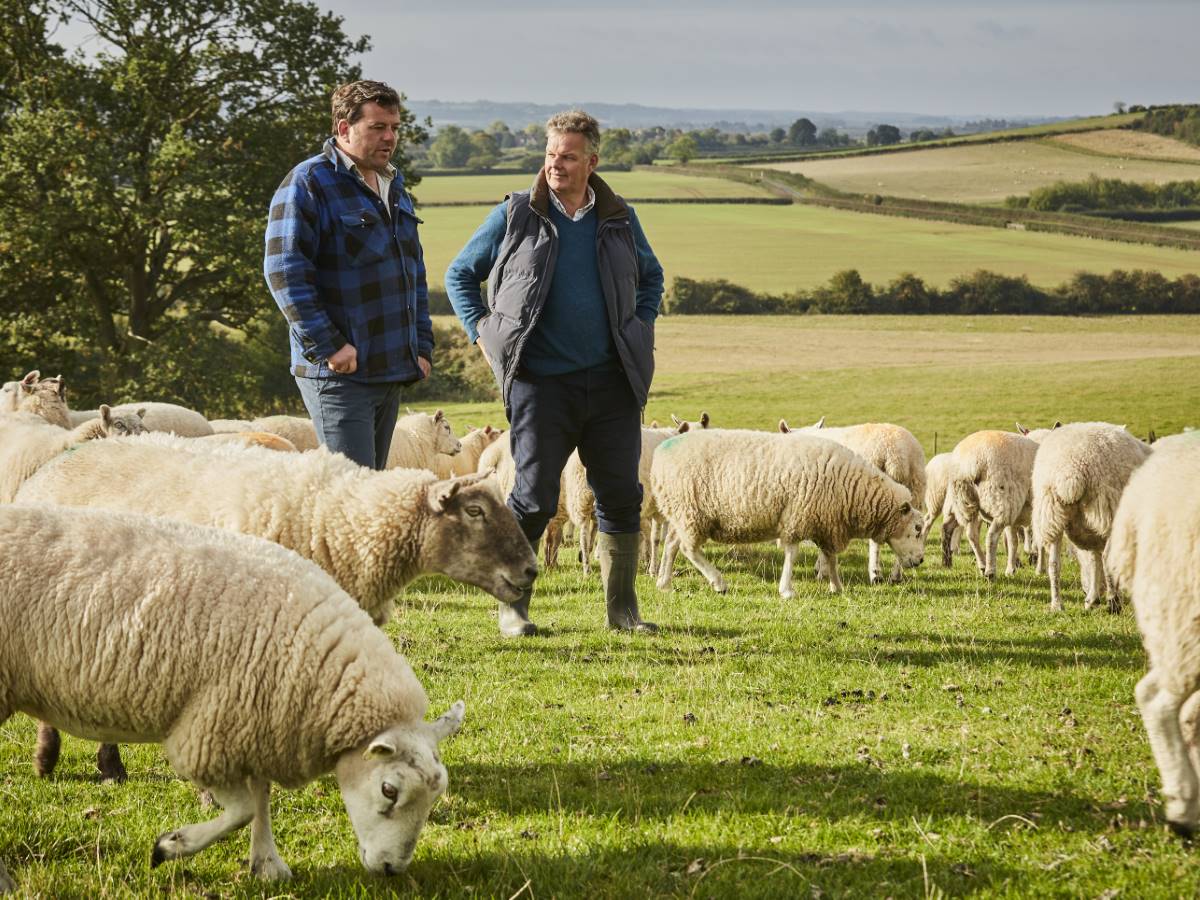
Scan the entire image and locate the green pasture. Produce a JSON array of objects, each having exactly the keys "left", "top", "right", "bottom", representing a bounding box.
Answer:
[
  {"left": 3, "top": 316, "right": 1199, "bottom": 896},
  {"left": 760, "top": 138, "right": 1200, "bottom": 206},
  {"left": 414, "top": 170, "right": 776, "bottom": 205},
  {"left": 418, "top": 202, "right": 1200, "bottom": 295}
]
